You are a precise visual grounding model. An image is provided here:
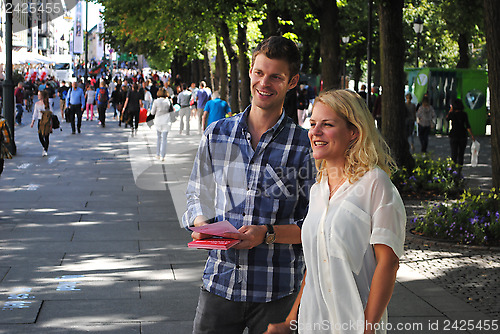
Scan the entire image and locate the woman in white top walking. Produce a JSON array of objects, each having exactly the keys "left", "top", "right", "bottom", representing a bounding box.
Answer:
[
  {"left": 31, "top": 90, "right": 53, "bottom": 156},
  {"left": 265, "top": 90, "right": 406, "bottom": 334},
  {"left": 85, "top": 86, "right": 96, "bottom": 121},
  {"left": 149, "top": 87, "right": 173, "bottom": 161}
]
